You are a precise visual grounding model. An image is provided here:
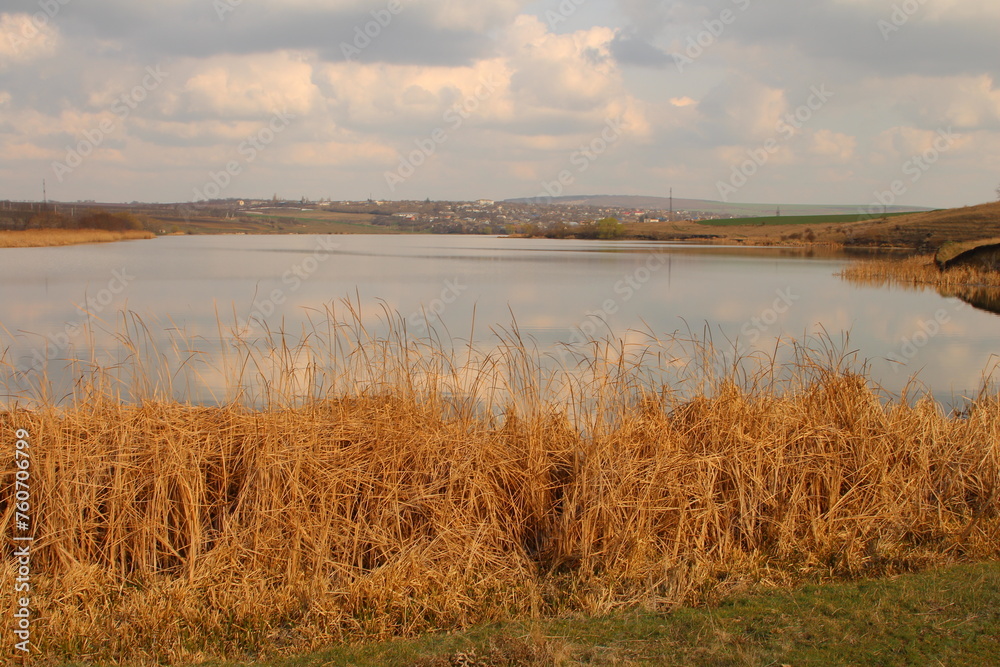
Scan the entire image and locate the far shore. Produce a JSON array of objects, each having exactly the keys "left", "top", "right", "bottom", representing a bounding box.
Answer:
[{"left": 0, "top": 228, "right": 156, "bottom": 248}]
